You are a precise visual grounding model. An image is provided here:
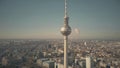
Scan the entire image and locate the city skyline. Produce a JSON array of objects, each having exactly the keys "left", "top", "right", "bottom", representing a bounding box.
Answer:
[{"left": 0, "top": 0, "right": 120, "bottom": 39}]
